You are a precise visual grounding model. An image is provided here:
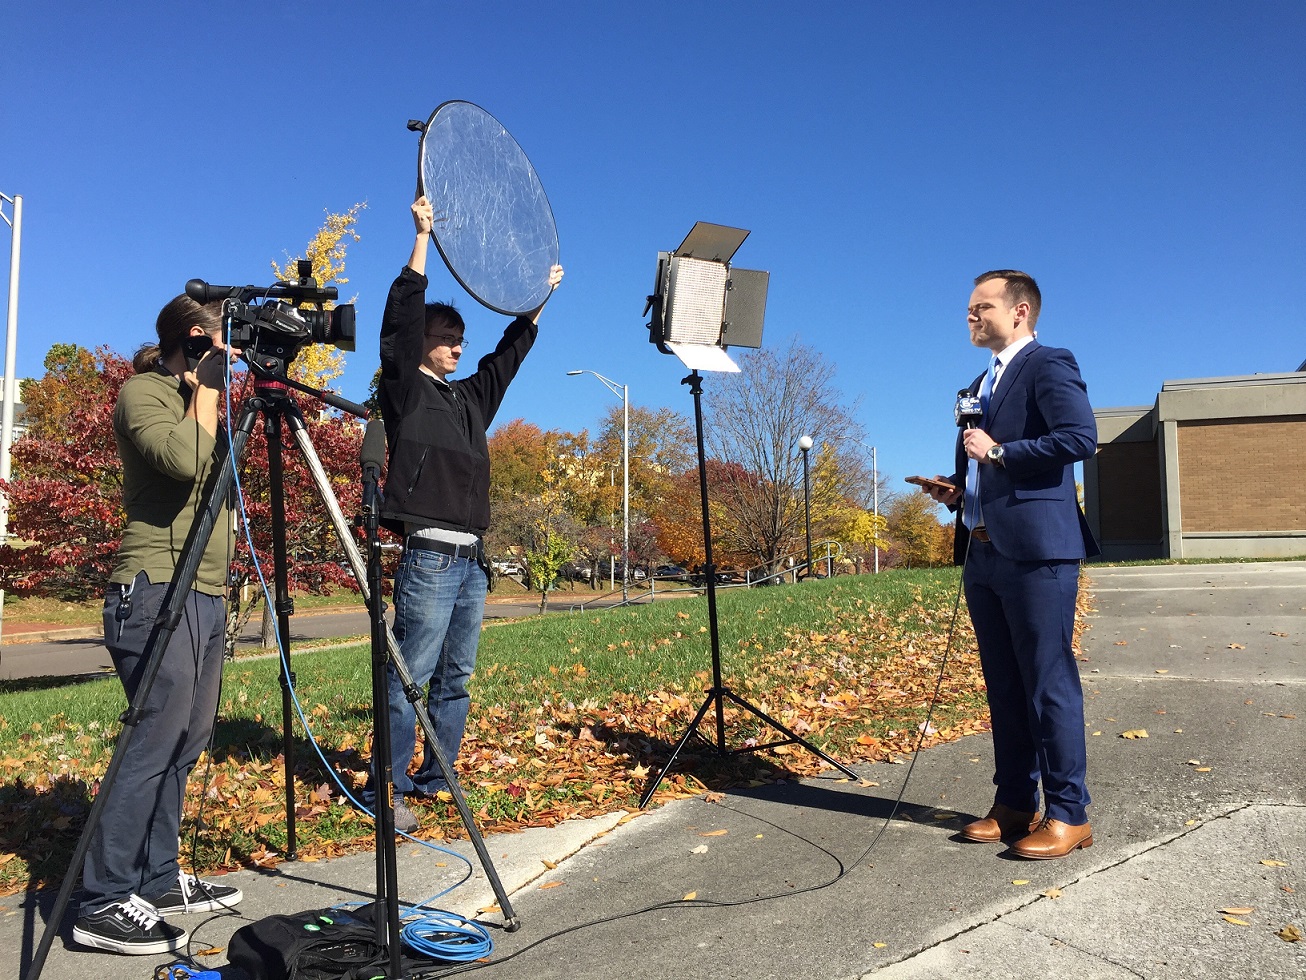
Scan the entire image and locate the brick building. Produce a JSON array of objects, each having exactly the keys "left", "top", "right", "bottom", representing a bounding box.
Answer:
[{"left": 1083, "top": 371, "right": 1306, "bottom": 560}]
